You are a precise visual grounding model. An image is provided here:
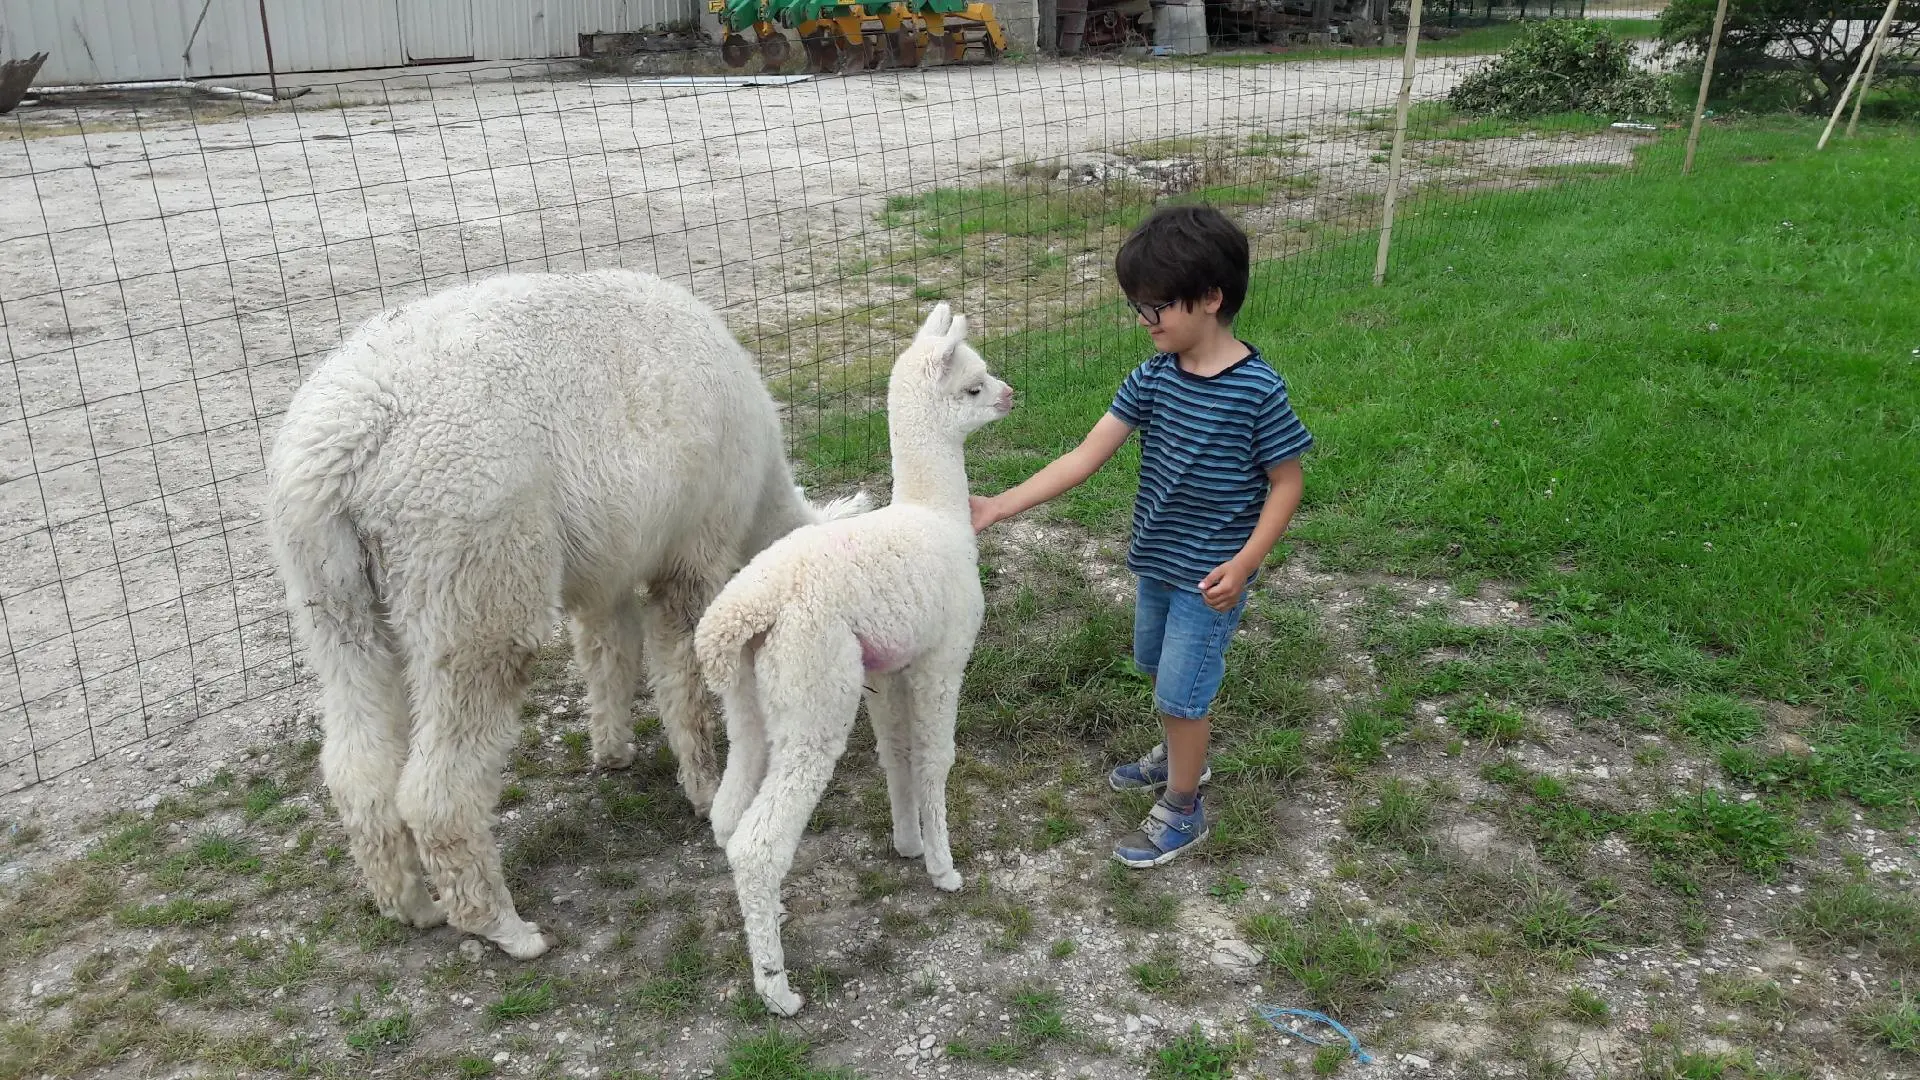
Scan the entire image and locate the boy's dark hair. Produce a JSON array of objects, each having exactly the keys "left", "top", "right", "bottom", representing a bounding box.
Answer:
[{"left": 1114, "top": 204, "right": 1251, "bottom": 322}]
